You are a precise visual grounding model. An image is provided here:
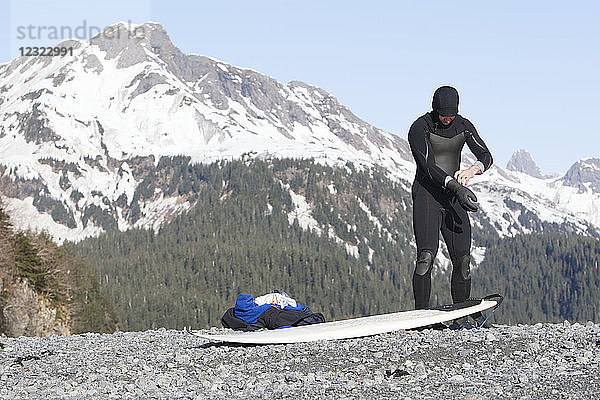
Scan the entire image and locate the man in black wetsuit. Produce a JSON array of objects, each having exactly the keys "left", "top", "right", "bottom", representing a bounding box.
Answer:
[{"left": 408, "top": 86, "right": 493, "bottom": 328}]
